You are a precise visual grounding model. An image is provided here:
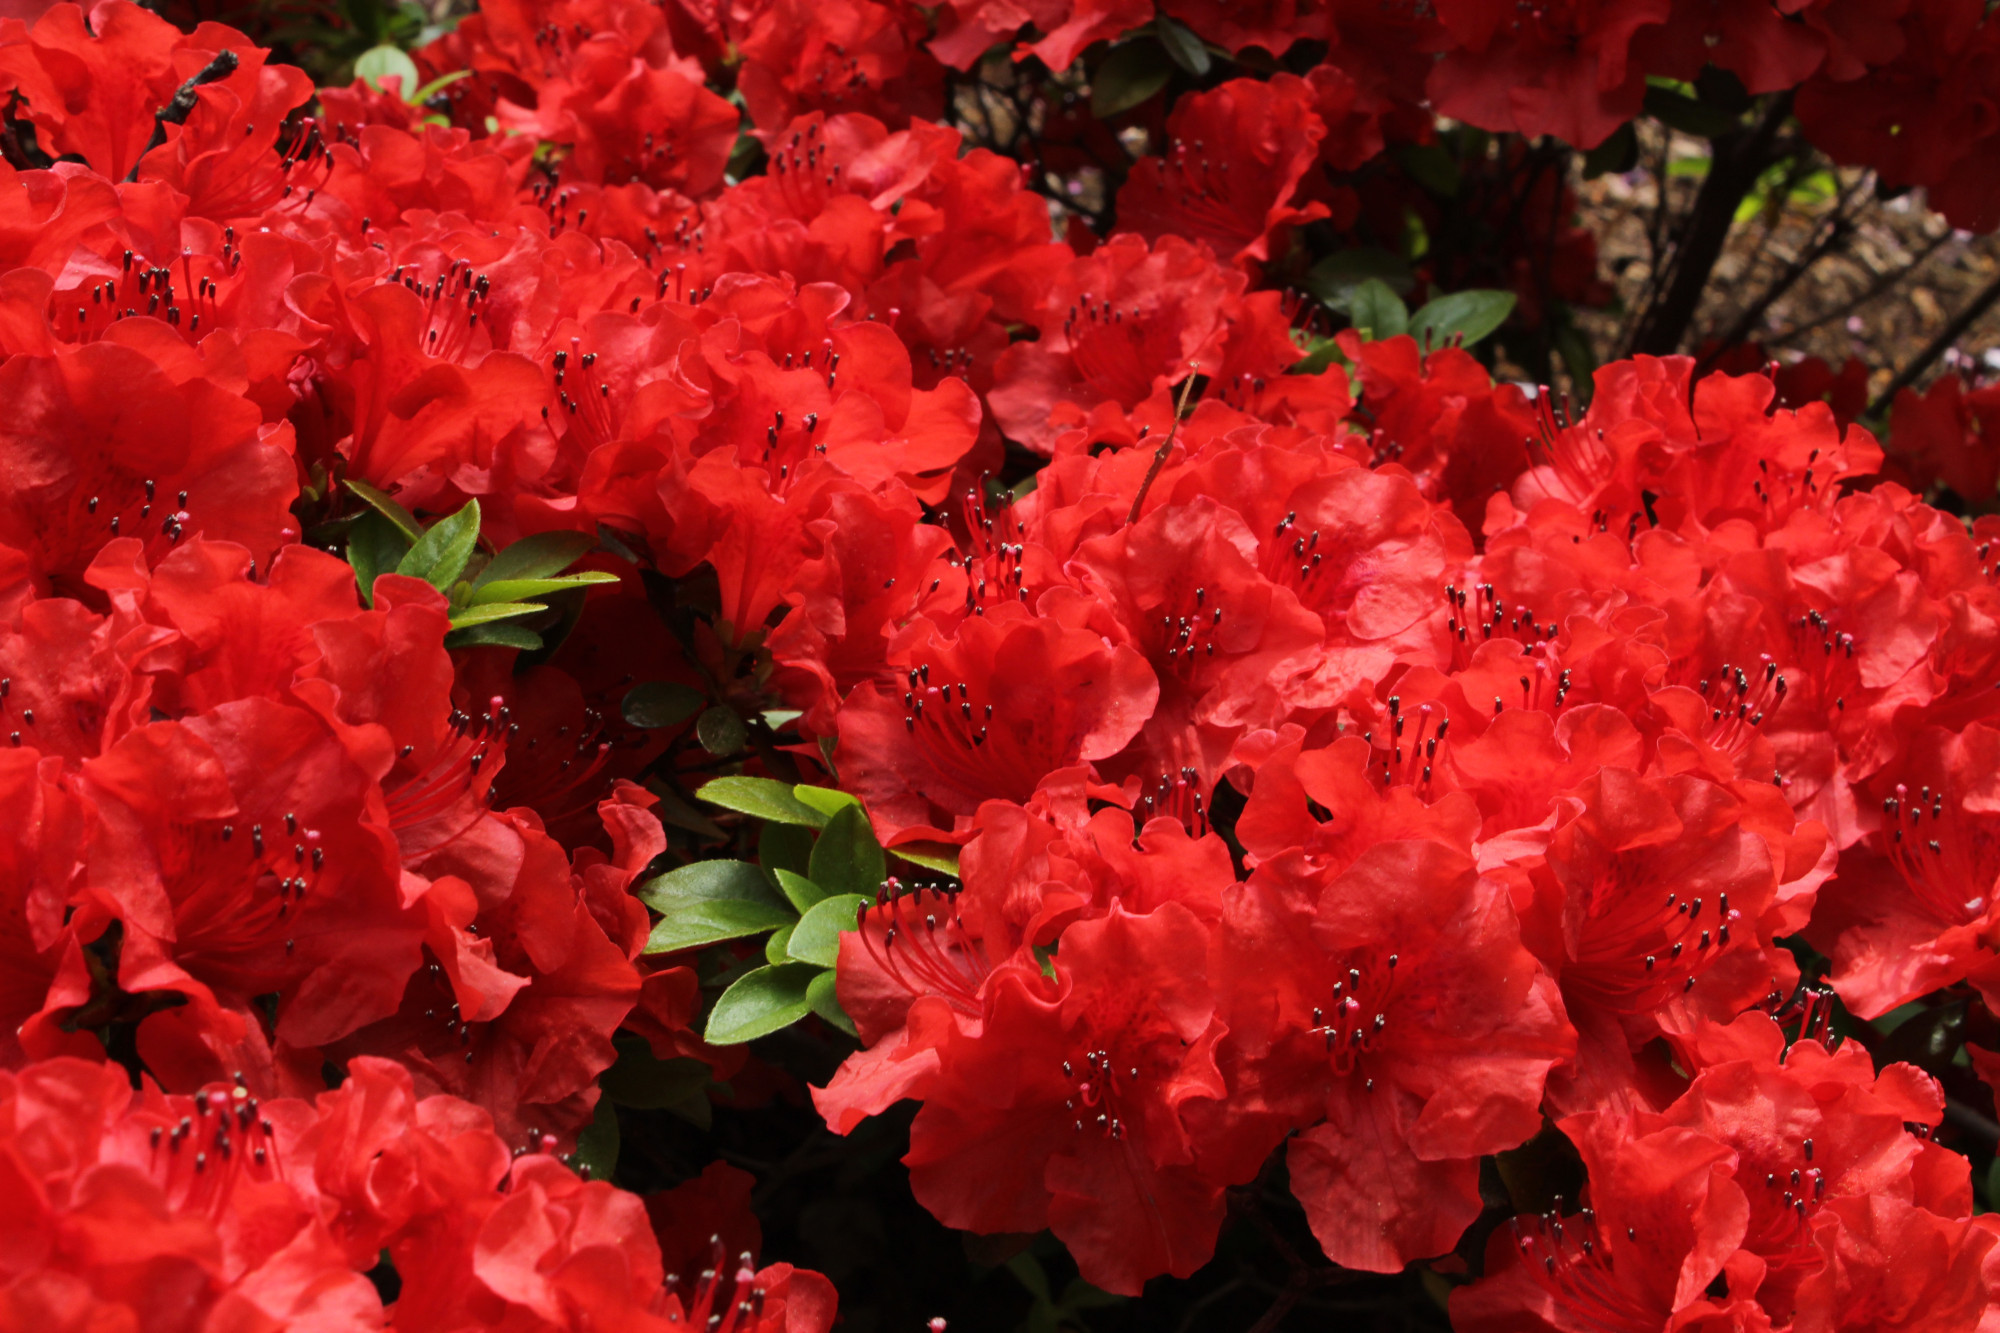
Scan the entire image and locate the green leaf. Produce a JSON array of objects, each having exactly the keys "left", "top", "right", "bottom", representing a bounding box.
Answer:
[
  {"left": 765, "top": 921, "right": 797, "bottom": 965},
  {"left": 809, "top": 804, "right": 886, "bottom": 900},
  {"left": 792, "top": 784, "right": 861, "bottom": 820},
  {"left": 623, "top": 681, "right": 704, "bottom": 730},
  {"left": 474, "top": 530, "right": 598, "bottom": 587},
  {"left": 806, "top": 968, "right": 855, "bottom": 1037},
  {"left": 704, "top": 962, "right": 819, "bottom": 1044},
  {"left": 787, "top": 893, "right": 866, "bottom": 967},
  {"left": 1643, "top": 84, "right": 1741, "bottom": 139},
  {"left": 599, "top": 1034, "right": 711, "bottom": 1110},
  {"left": 639, "top": 860, "right": 797, "bottom": 954},
  {"left": 1395, "top": 142, "right": 1460, "bottom": 198},
  {"left": 1349, "top": 279, "right": 1408, "bottom": 341},
  {"left": 343, "top": 479, "right": 424, "bottom": 542},
  {"left": 758, "top": 821, "right": 814, "bottom": 879},
  {"left": 446, "top": 601, "right": 544, "bottom": 628},
  {"left": 891, "top": 842, "right": 962, "bottom": 878},
  {"left": 1290, "top": 337, "right": 1347, "bottom": 377},
  {"left": 396, "top": 499, "right": 481, "bottom": 591},
  {"left": 1303, "top": 247, "right": 1414, "bottom": 312},
  {"left": 1154, "top": 15, "right": 1210, "bottom": 76},
  {"left": 1409, "top": 289, "right": 1518, "bottom": 351},
  {"left": 773, "top": 868, "right": 828, "bottom": 915},
  {"left": 1091, "top": 39, "right": 1171, "bottom": 118},
  {"left": 409, "top": 67, "right": 472, "bottom": 104},
  {"left": 1555, "top": 319, "right": 1599, "bottom": 399},
  {"left": 1879, "top": 1002, "right": 1966, "bottom": 1072},
  {"left": 354, "top": 43, "right": 422, "bottom": 97},
  {"left": 573, "top": 1093, "right": 619, "bottom": 1181},
  {"left": 697, "top": 777, "right": 828, "bottom": 827},
  {"left": 696, "top": 705, "right": 747, "bottom": 756},
  {"left": 444, "top": 622, "right": 542, "bottom": 651},
  {"left": 648, "top": 782, "right": 727, "bottom": 841},
  {"left": 1581, "top": 121, "right": 1638, "bottom": 179},
  {"left": 468, "top": 571, "right": 619, "bottom": 605},
  {"left": 347, "top": 510, "right": 412, "bottom": 607}
]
